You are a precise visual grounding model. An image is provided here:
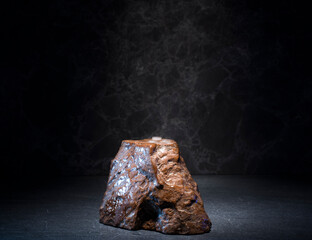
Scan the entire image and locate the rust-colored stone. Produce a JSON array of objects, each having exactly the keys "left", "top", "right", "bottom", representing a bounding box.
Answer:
[{"left": 99, "top": 138, "right": 212, "bottom": 234}]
